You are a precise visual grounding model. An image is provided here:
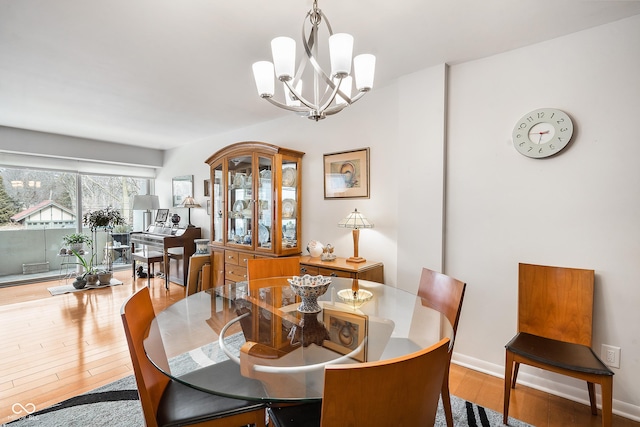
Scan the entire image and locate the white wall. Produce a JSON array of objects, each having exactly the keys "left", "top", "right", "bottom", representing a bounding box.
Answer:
[{"left": 446, "top": 15, "right": 640, "bottom": 417}]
